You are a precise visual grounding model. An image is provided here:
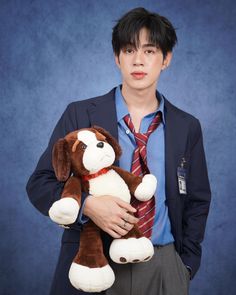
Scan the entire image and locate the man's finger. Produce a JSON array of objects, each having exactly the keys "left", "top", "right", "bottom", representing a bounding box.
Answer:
[
  {"left": 112, "top": 224, "right": 128, "bottom": 236},
  {"left": 124, "top": 212, "right": 130, "bottom": 222},
  {"left": 120, "top": 220, "right": 134, "bottom": 231},
  {"left": 120, "top": 212, "right": 139, "bottom": 224},
  {"left": 107, "top": 229, "right": 122, "bottom": 239},
  {"left": 115, "top": 198, "right": 137, "bottom": 213},
  {"left": 126, "top": 214, "right": 139, "bottom": 224},
  {"left": 119, "top": 209, "right": 139, "bottom": 224}
]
